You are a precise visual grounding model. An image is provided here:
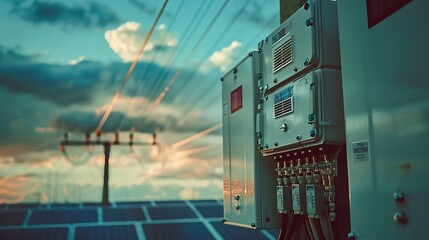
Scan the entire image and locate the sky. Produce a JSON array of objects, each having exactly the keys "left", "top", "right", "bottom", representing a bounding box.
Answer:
[{"left": 0, "top": 0, "right": 279, "bottom": 203}]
